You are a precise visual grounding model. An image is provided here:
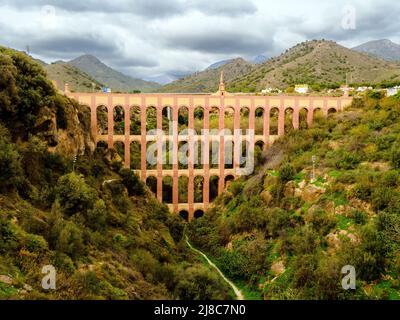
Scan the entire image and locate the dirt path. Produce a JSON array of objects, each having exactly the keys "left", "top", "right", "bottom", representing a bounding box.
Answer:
[{"left": 185, "top": 237, "right": 245, "bottom": 300}]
